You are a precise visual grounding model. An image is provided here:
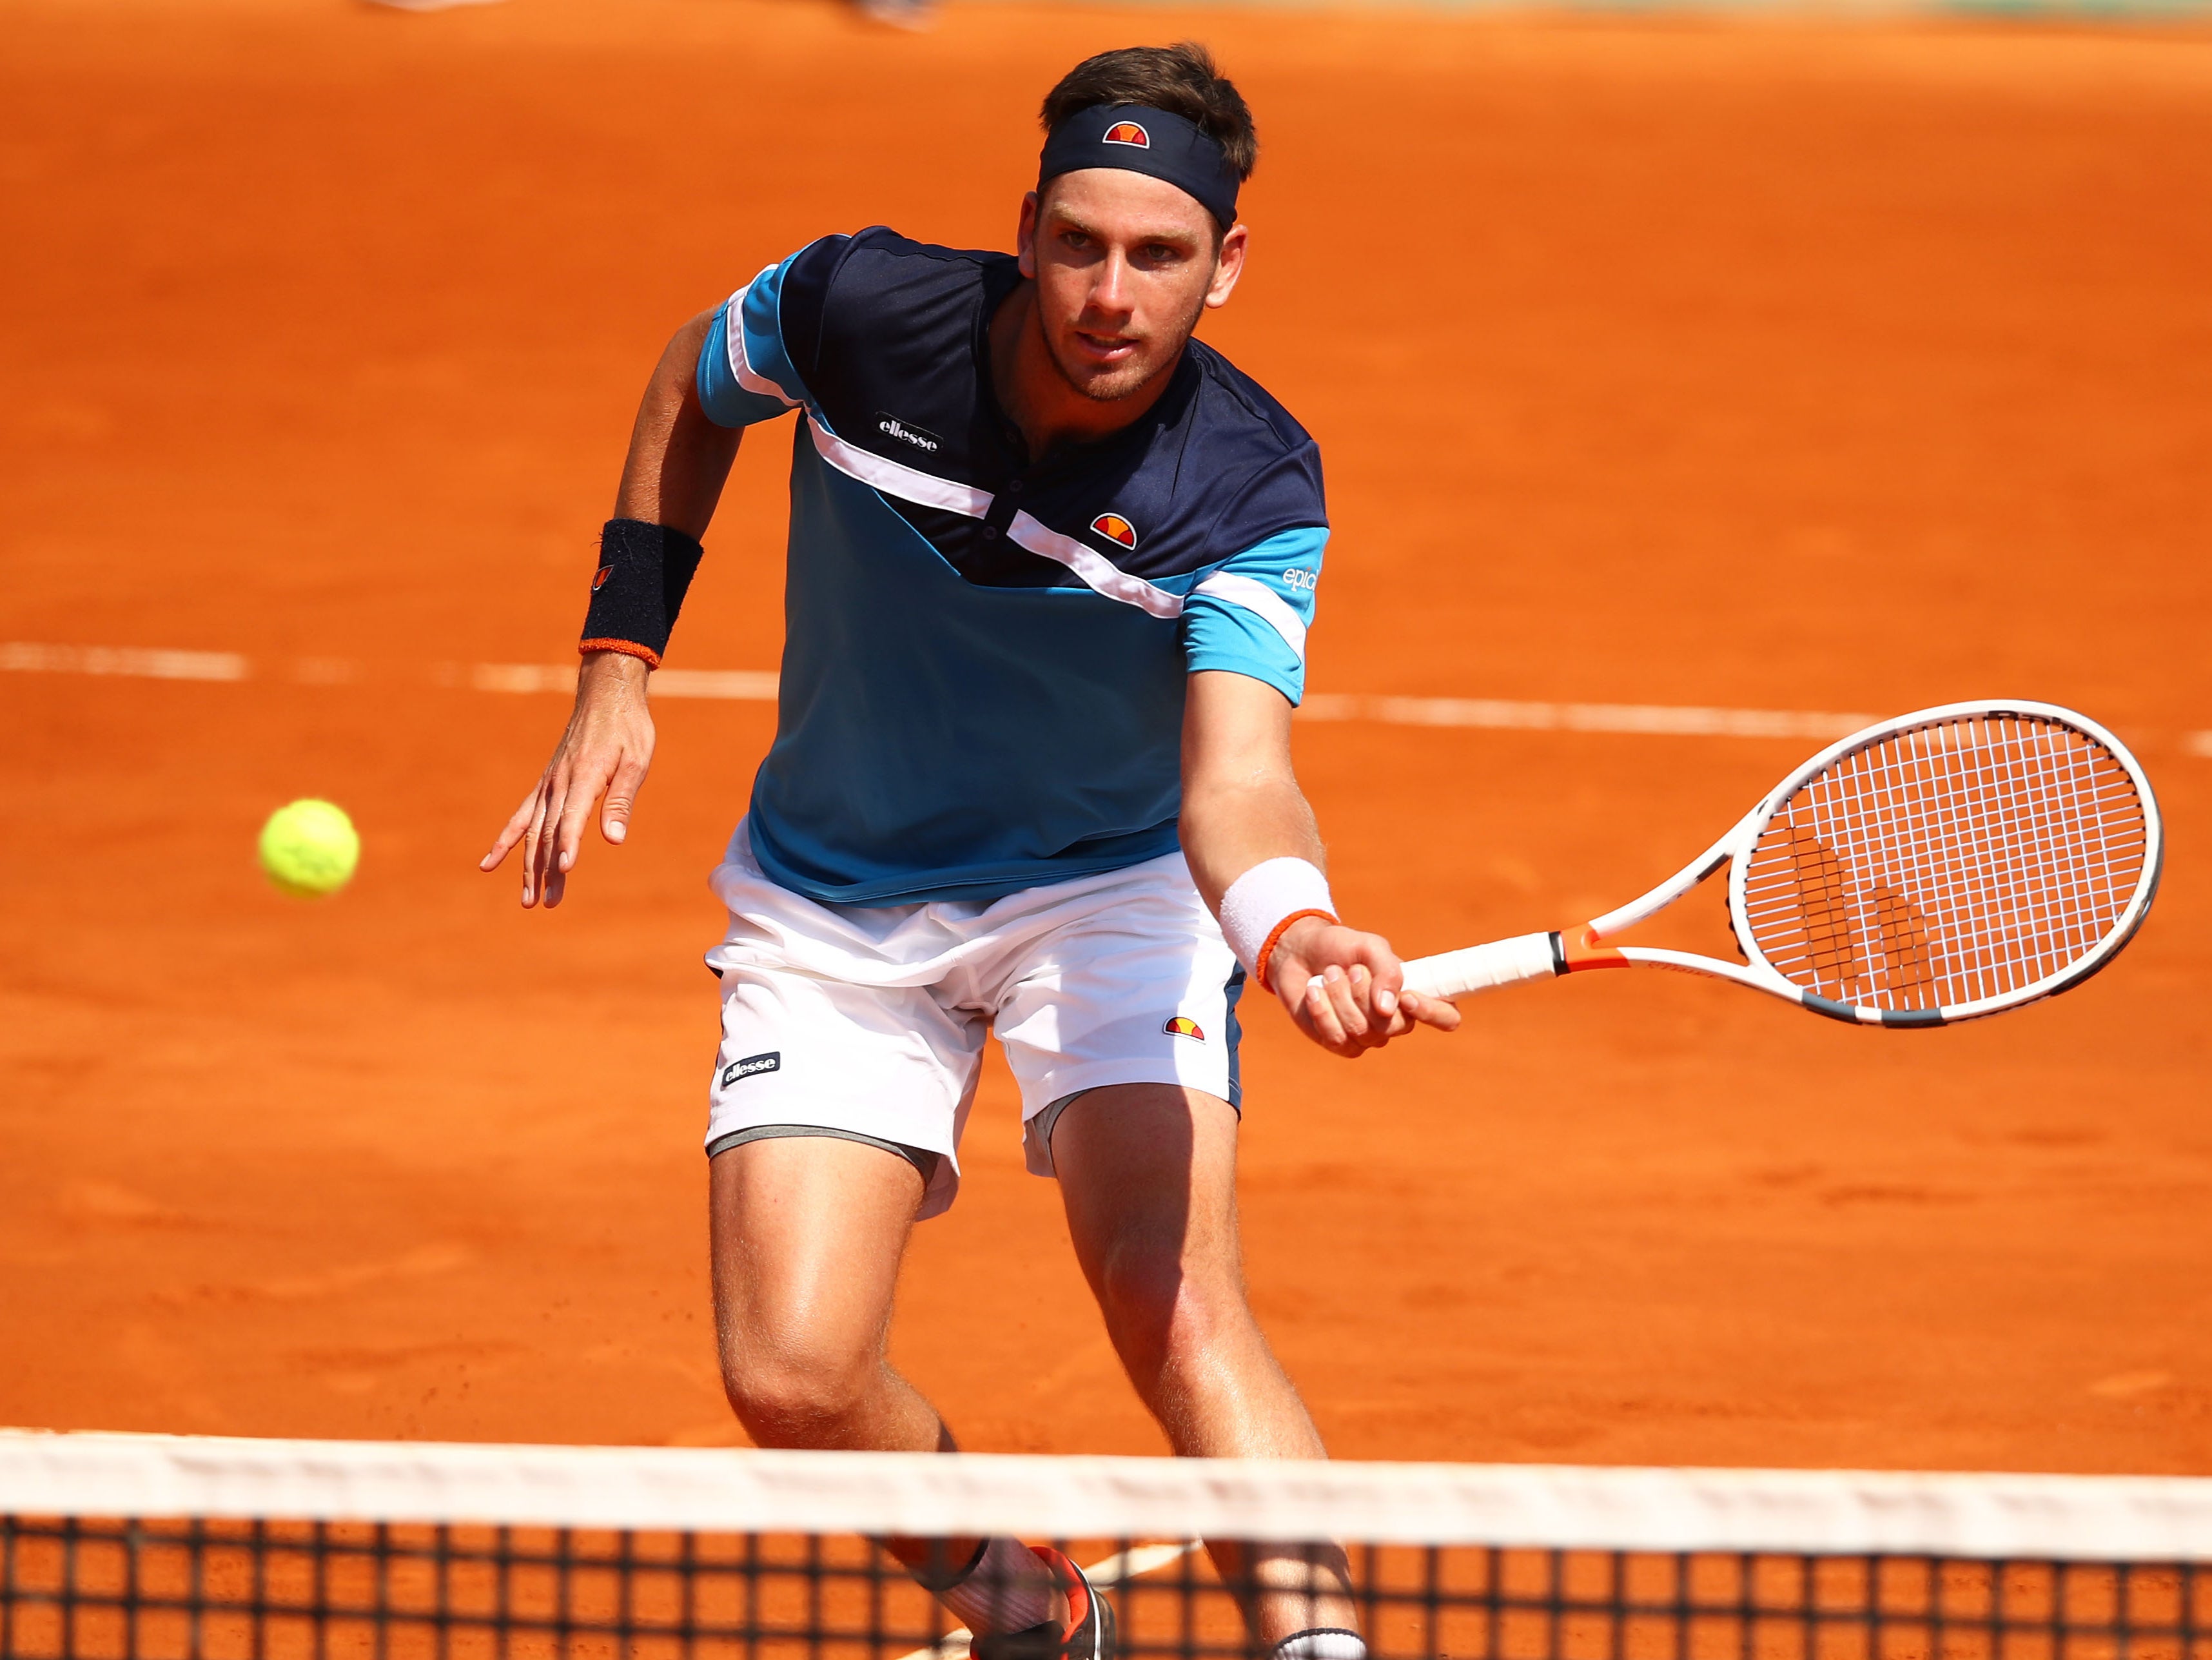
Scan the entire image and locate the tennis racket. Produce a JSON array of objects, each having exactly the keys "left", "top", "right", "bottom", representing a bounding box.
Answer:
[{"left": 1399, "top": 700, "right": 2162, "bottom": 1027}]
